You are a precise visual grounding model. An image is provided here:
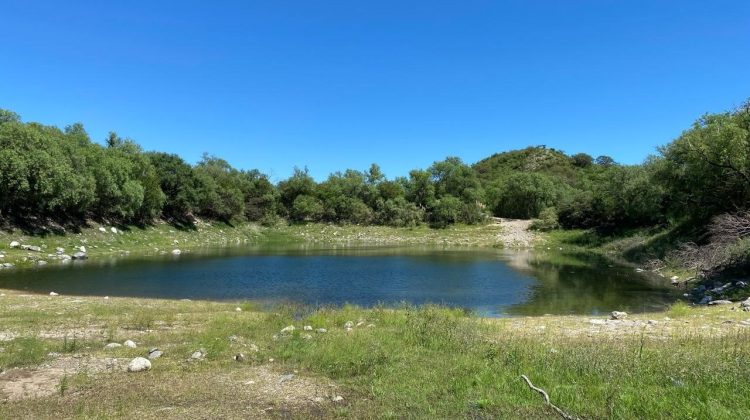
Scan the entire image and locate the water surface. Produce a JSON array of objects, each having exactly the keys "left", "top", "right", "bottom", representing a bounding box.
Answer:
[{"left": 0, "top": 246, "right": 677, "bottom": 316}]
